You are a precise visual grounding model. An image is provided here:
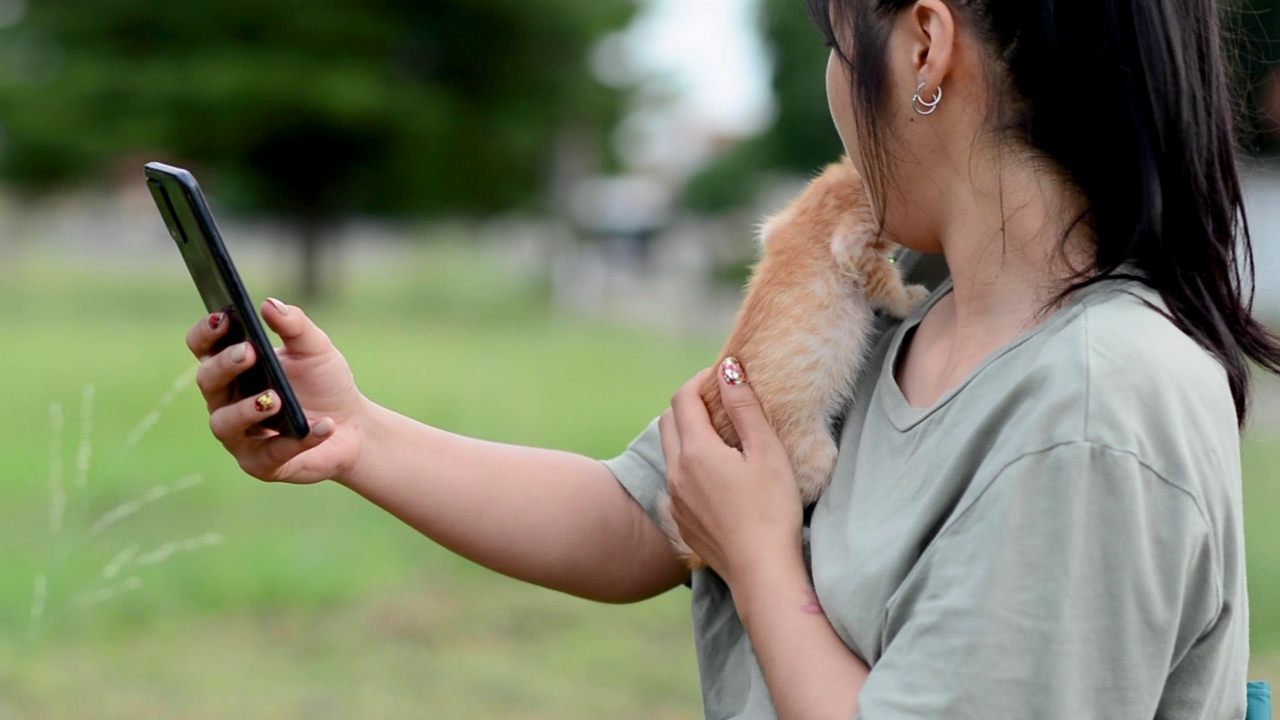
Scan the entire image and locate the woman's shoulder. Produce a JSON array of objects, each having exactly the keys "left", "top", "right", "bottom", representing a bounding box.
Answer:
[
  {"left": 1010, "top": 279, "right": 1240, "bottom": 493},
  {"left": 1075, "top": 281, "right": 1233, "bottom": 429}
]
